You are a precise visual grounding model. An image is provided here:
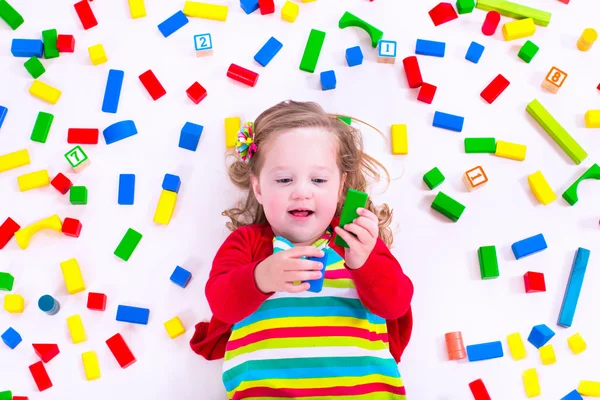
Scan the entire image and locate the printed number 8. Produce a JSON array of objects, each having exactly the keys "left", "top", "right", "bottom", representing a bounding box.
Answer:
[{"left": 551, "top": 71, "right": 561, "bottom": 82}]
